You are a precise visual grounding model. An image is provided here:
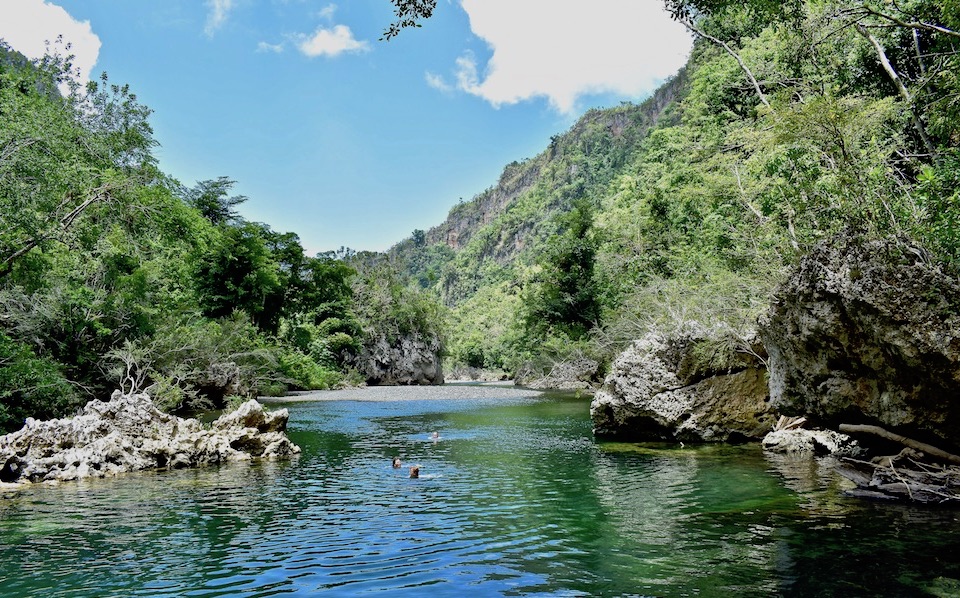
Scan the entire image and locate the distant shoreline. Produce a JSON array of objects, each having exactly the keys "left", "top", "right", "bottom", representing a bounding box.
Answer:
[{"left": 259, "top": 383, "right": 543, "bottom": 403}]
